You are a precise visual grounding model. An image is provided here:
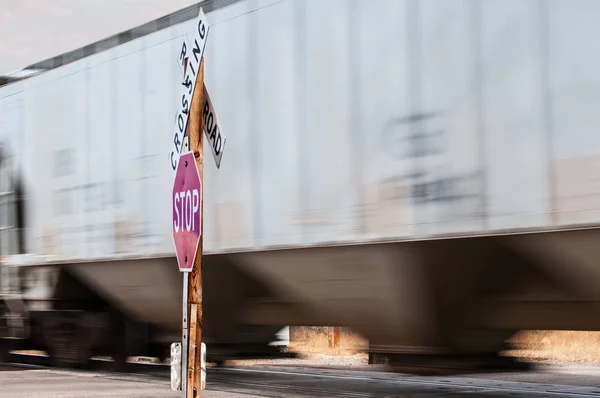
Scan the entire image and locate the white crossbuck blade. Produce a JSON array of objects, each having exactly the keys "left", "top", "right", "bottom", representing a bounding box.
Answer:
[
  {"left": 202, "top": 84, "right": 227, "bottom": 168},
  {"left": 169, "top": 7, "right": 208, "bottom": 174},
  {"left": 170, "top": 7, "right": 227, "bottom": 174}
]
